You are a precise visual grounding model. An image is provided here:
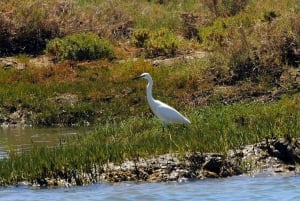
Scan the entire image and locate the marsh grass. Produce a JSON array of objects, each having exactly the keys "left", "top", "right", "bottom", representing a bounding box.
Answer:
[
  {"left": 1, "top": 94, "right": 299, "bottom": 184},
  {"left": 0, "top": 52, "right": 296, "bottom": 127},
  {"left": 0, "top": 57, "right": 208, "bottom": 126}
]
